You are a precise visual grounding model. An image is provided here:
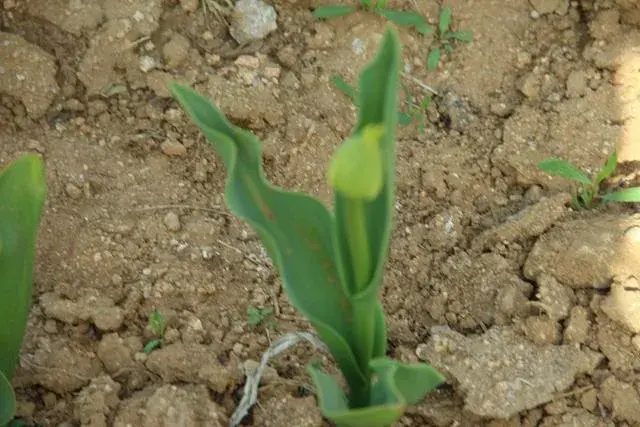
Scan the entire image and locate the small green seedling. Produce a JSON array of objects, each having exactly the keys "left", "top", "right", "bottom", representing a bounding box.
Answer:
[
  {"left": 0, "top": 155, "right": 46, "bottom": 427},
  {"left": 538, "top": 151, "right": 640, "bottom": 209},
  {"left": 313, "top": 1, "right": 432, "bottom": 36},
  {"left": 426, "top": 7, "right": 473, "bottom": 70},
  {"left": 143, "top": 310, "right": 166, "bottom": 354},
  {"left": 402, "top": 85, "right": 433, "bottom": 132},
  {"left": 170, "top": 28, "right": 443, "bottom": 427},
  {"left": 331, "top": 74, "right": 432, "bottom": 130},
  {"left": 247, "top": 306, "right": 275, "bottom": 328}
]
